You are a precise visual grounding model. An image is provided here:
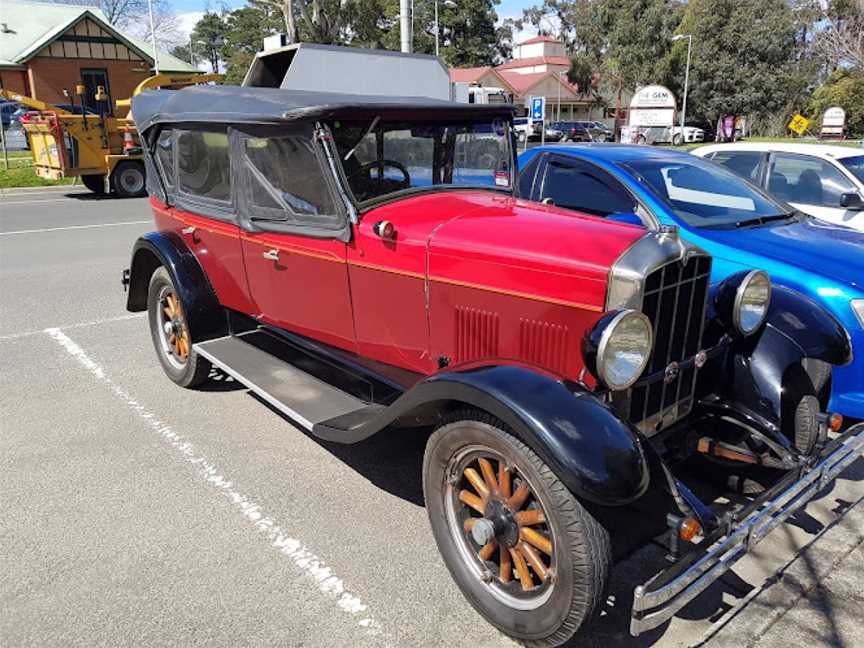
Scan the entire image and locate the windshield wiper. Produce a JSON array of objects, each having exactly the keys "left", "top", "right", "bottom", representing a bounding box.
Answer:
[{"left": 734, "top": 212, "right": 796, "bottom": 228}]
